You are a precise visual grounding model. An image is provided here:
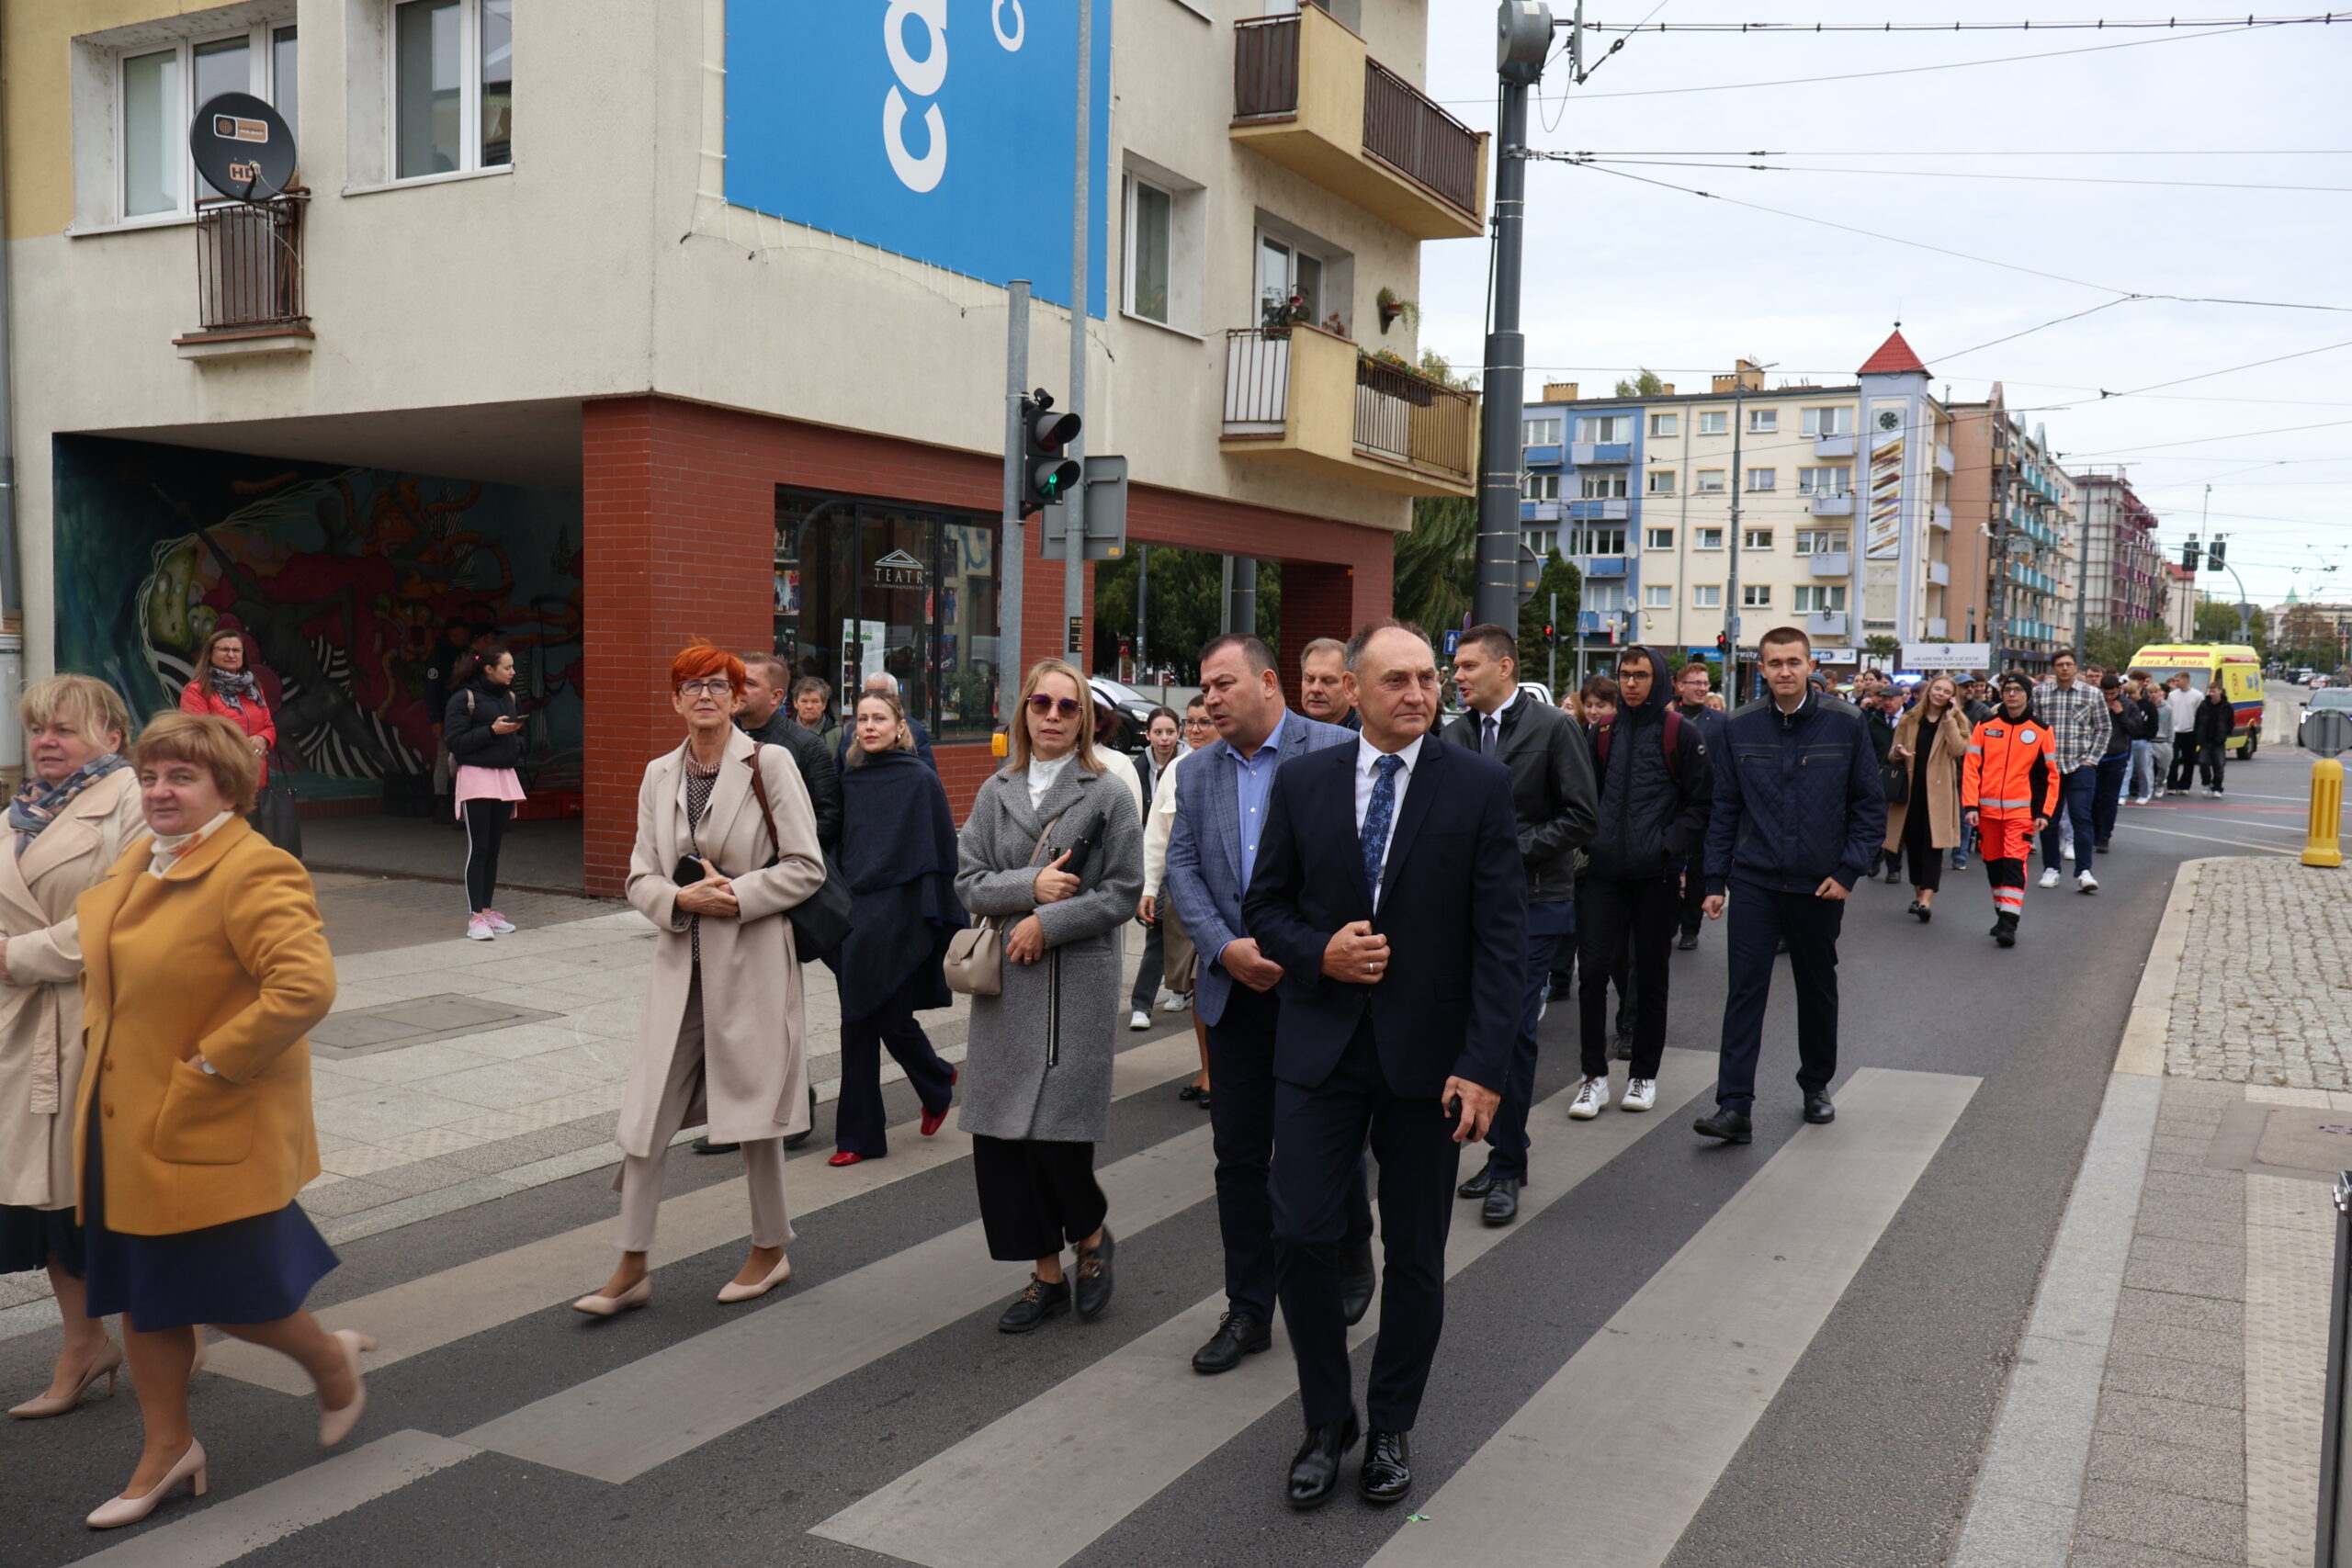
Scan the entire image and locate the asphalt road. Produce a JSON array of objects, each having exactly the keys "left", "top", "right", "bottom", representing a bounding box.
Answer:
[{"left": 0, "top": 722, "right": 2332, "bottom": 1568}]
